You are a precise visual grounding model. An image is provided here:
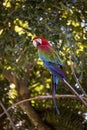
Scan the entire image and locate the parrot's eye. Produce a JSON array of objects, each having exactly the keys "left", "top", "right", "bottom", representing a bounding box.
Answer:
[{"left": 33, "top": 38, "right": 42, "bottom": 47}]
